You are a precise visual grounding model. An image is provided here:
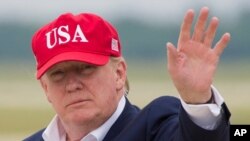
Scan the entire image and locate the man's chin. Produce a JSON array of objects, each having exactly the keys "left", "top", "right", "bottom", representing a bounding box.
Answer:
[{"left": 66, "top": 110, "right": 99, "bottom": 123}]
